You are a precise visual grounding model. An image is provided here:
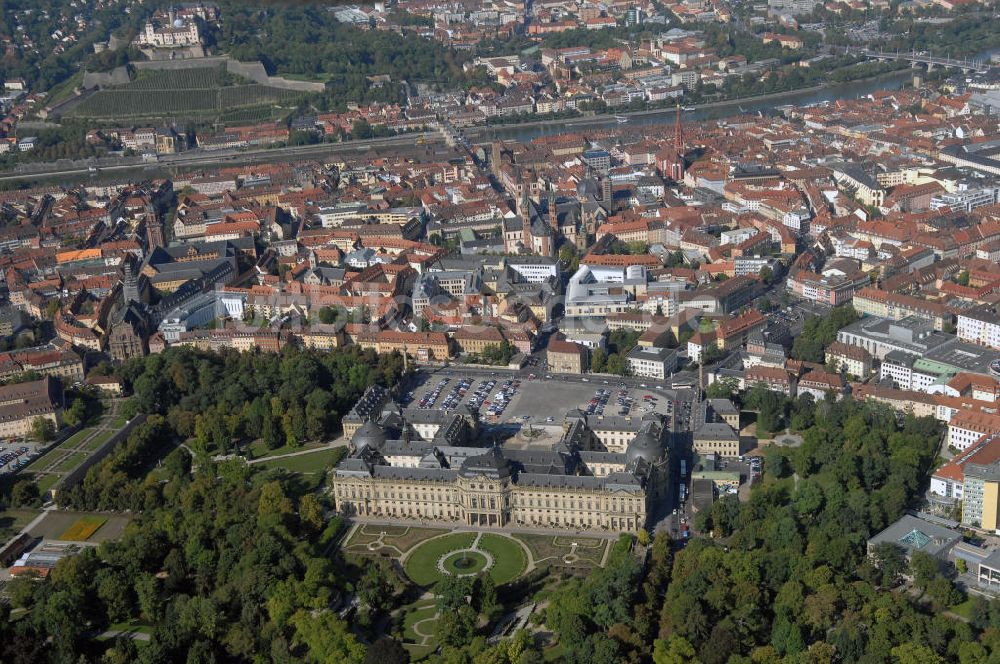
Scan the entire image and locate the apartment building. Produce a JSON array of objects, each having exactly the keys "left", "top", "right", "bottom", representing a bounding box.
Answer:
[
  {"left": 949, "top": 411, "right": 1000, "bottom": 453},
  {"left": 853, "top": 287, "right": 951, "bottom": 331},
  {"left": 958, "top": 305, "right": 1000, "bottom": 351}
]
